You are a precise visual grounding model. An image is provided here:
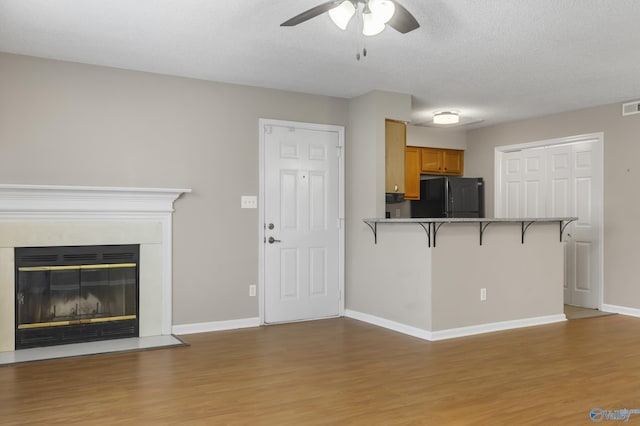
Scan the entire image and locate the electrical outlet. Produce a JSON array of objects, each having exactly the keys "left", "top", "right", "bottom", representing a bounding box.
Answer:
[
  {"left": 480, "top": 288, "right": 487, "bottom": 301},
  {"left": 395, "top": 208, "right": 401, "bottom": 218},
  {"left": 241, "top": 195, "right": 258, "bottom": 209},
  {"left": 249, "top": 284, "right": 256, "bottom": 297}
]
